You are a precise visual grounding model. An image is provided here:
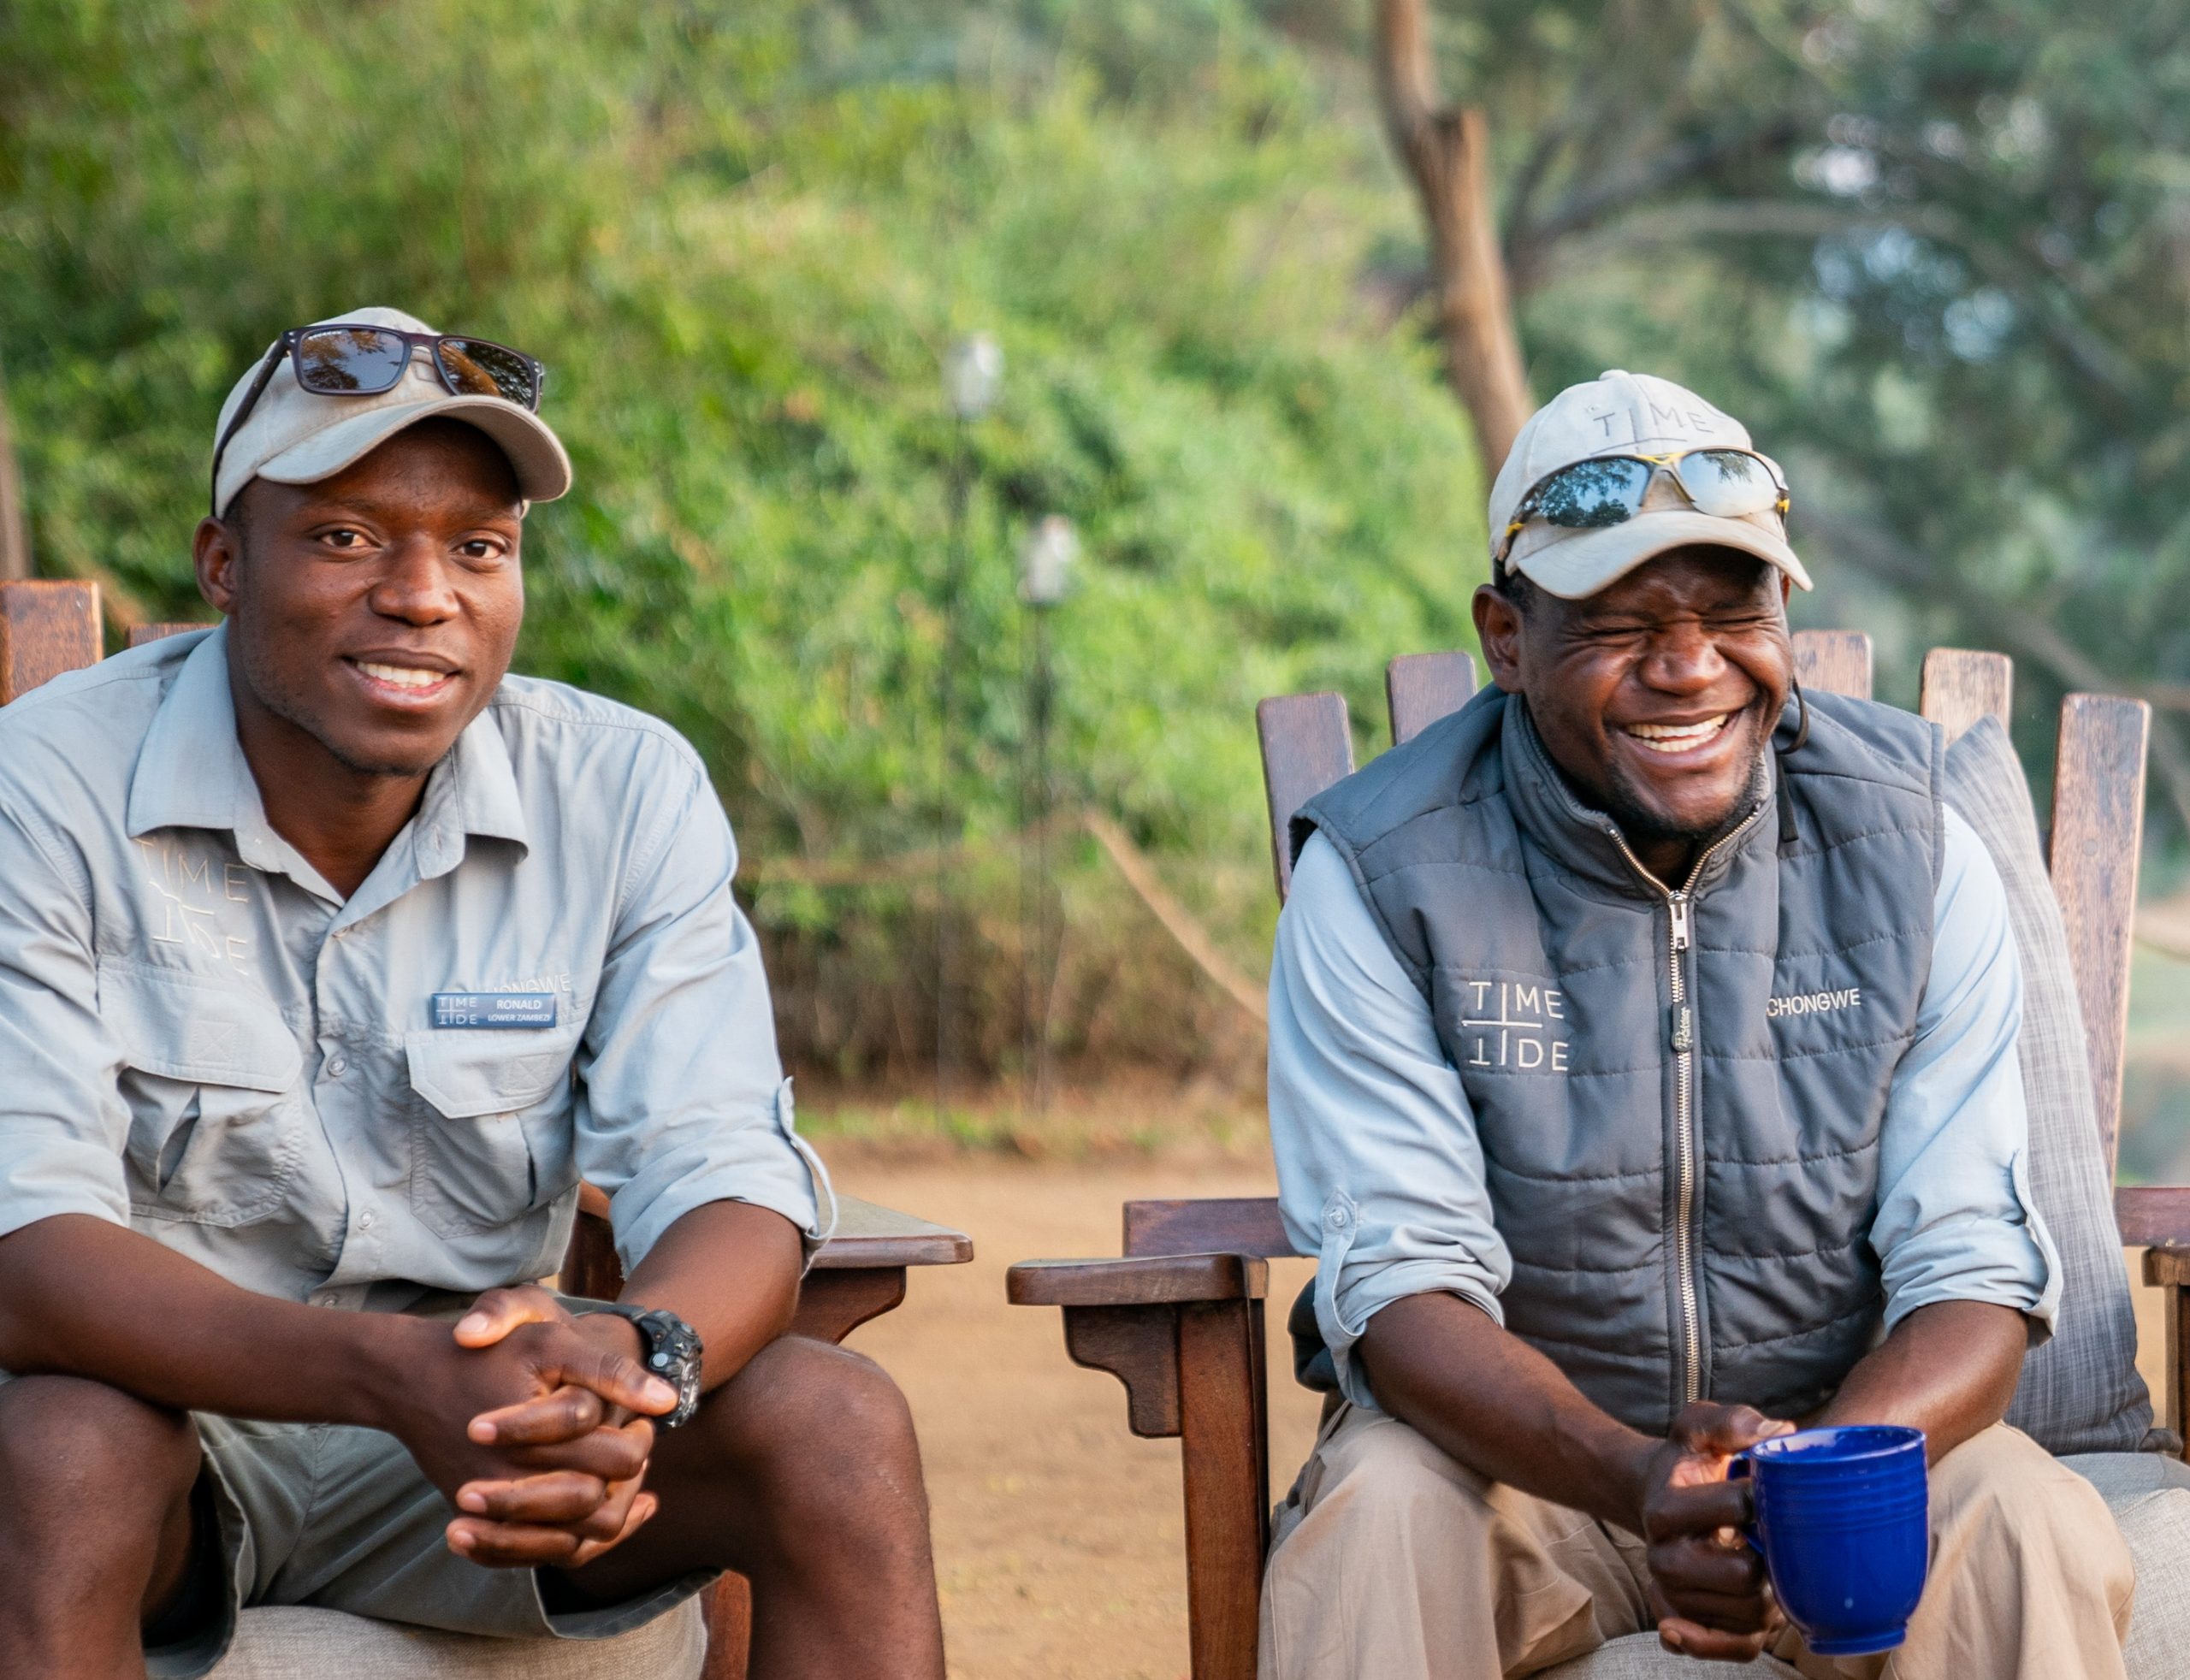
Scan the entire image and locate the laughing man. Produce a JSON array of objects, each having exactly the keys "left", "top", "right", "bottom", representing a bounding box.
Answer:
[{"left": 1259, "top": 372, "right": 2137, "bottom": 1678}]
